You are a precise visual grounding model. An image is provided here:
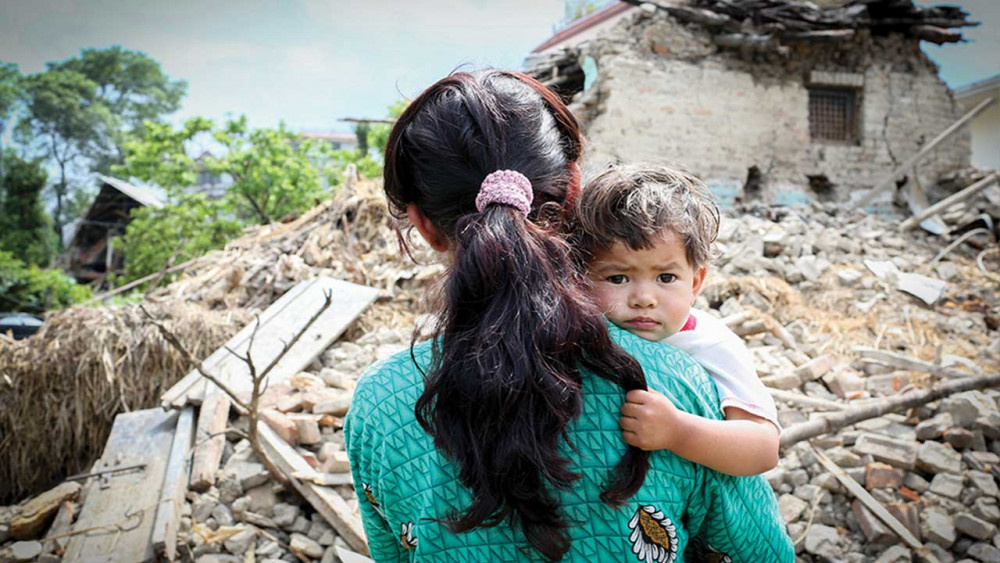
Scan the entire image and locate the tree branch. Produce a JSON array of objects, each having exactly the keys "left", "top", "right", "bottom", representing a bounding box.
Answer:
[{"left": 780, "top": 372, "right": 1000, "bottom": 447}]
